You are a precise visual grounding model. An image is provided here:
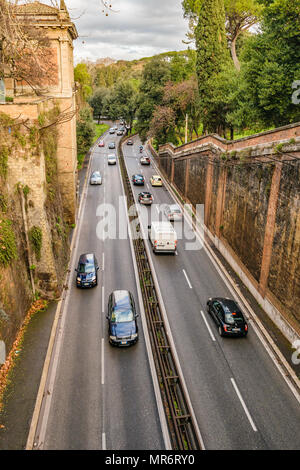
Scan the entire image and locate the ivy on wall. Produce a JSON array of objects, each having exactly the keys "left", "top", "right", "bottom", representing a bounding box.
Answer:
[
  {"left": 28, "top": 226, "right": 43, "bottom": 261},
  {"left": 0, "top": 219, "right": 17, "bottom": 267}
]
